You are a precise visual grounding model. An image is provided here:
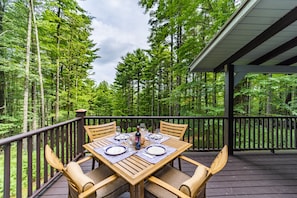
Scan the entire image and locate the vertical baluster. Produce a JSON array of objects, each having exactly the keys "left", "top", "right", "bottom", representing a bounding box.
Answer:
[{"left": 4, "top": 143, "right": 11, "bottom": 198}]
